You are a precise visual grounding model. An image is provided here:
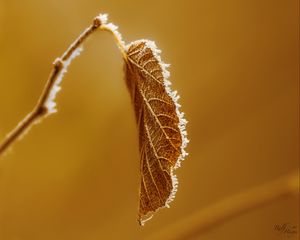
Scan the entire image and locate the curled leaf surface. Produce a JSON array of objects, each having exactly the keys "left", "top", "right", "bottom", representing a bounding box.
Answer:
[{"left": 124, "top": 40, "right": 188, "bottom": 225}]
